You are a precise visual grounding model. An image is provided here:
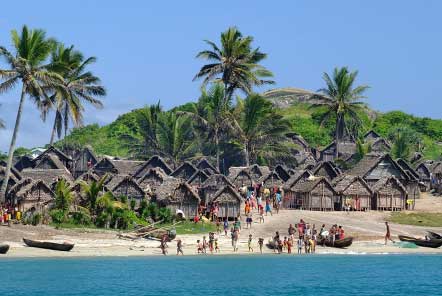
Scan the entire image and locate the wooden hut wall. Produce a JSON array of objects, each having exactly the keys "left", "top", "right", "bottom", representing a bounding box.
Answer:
[
  {"left": 112, "top": 179, "right": 145, "bottom": 207},
  {"left": 213, "top": 188, "right": 241, "bottom": 219},
  {"left": 73, "top": 149, "right": 97, "bottom": 178},
  {"left": 304, "top": 181, "right": 335, "bottom": 211},
  {"left": 341, "top": 180, "right": 372, "bottom": 211},
  {"left": 167, "top": 185, "right": 199, "bottom": 218},
  {"left": 374, "top": 181, "right": 406, "bottom": 211},
  {"left": 17, "top": 184, "right": 55, "bottom": 212}
]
